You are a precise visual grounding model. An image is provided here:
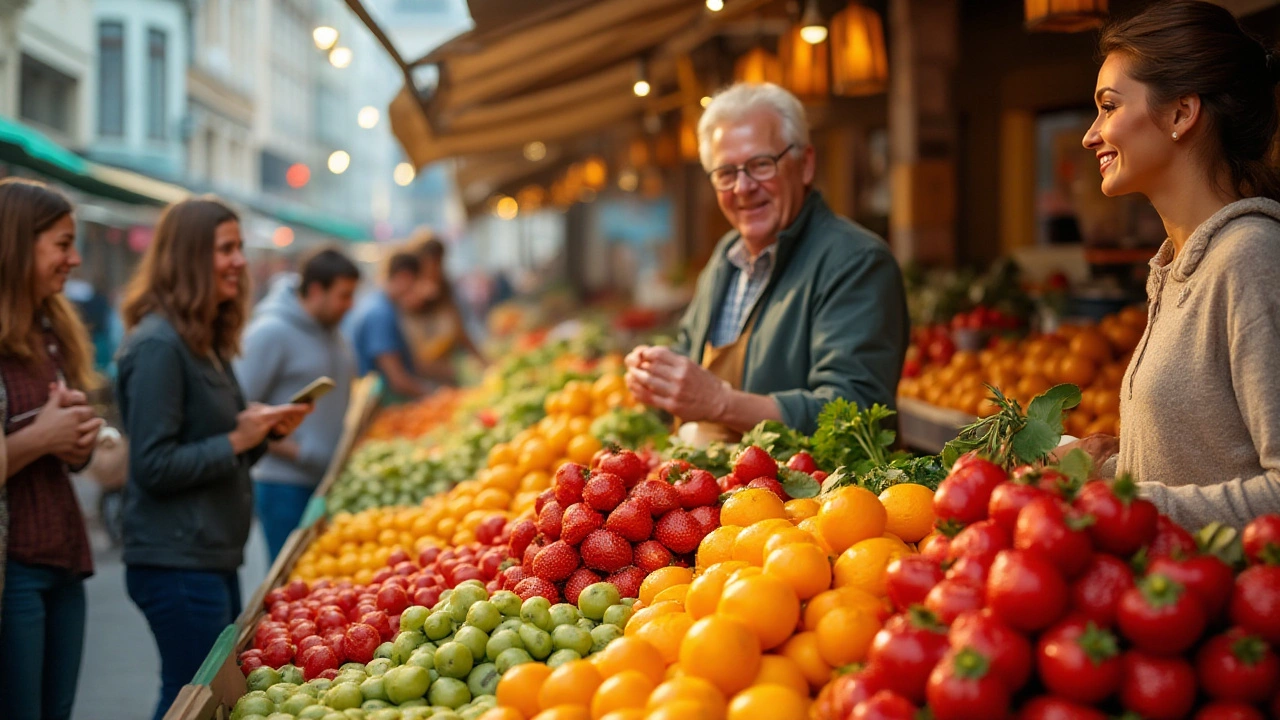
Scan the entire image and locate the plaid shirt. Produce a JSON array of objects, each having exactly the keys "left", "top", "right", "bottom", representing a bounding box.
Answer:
[{"left": 708, "top": 240, "right": 776, "bottom": 348}]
